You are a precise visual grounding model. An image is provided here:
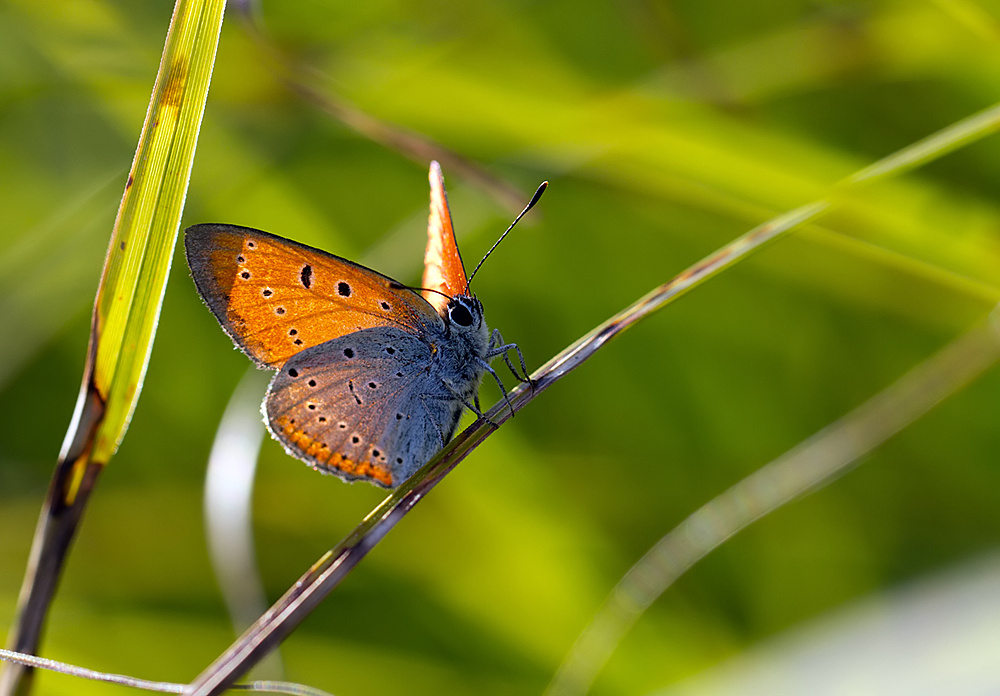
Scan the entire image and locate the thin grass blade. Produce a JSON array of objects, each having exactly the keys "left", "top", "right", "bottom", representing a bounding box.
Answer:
[
  {"left": 0, "top": 1, "right": 226, "bottom": 693},
  {"left": 541, "top": 101, "right": 1000, "bottom": 695},
  {"left": 545, "top": 309, "right": 1000, "bottom": 696}
]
